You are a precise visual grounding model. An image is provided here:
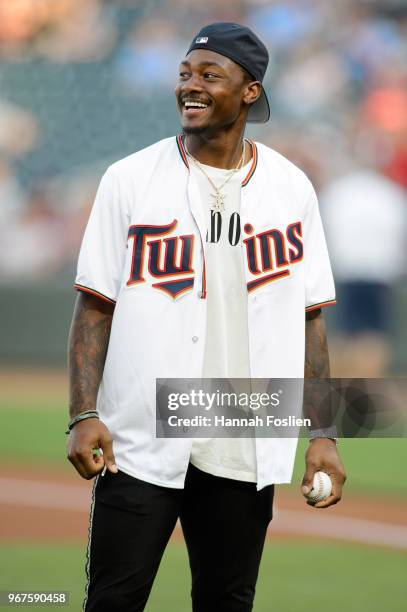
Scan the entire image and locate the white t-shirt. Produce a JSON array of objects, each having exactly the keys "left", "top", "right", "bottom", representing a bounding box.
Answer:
[{"left": 189, "top": 157, "right": 257, "bottom": 482}]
